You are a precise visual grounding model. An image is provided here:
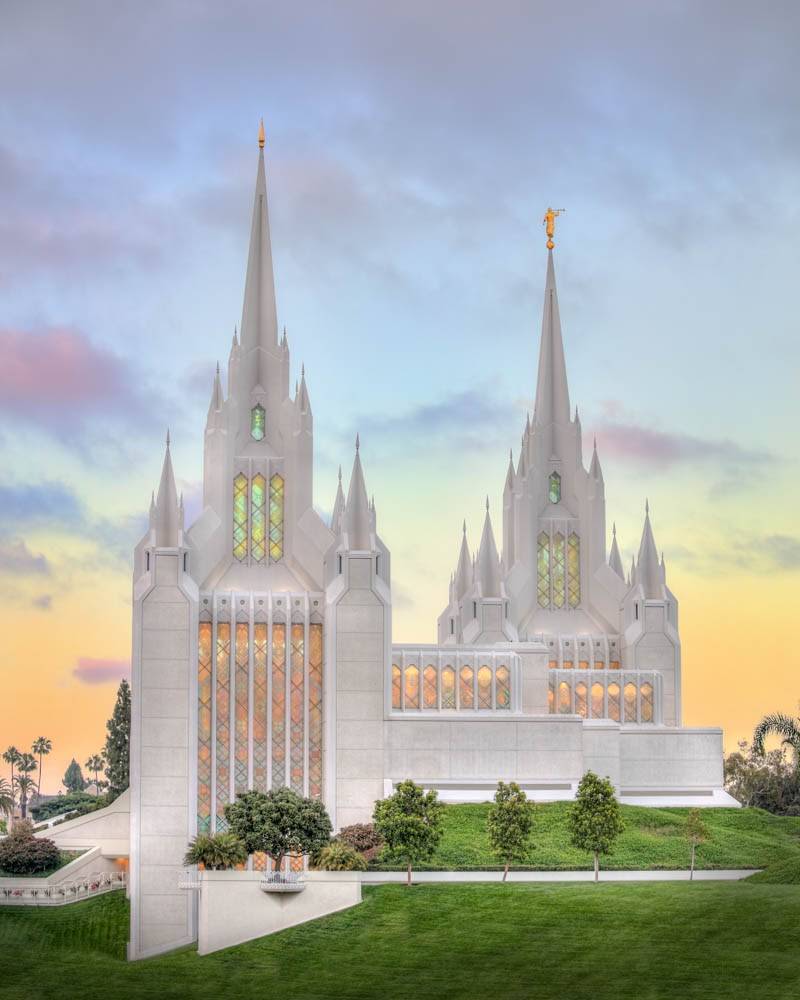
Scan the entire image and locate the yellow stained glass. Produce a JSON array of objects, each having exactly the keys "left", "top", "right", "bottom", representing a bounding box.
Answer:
[
  {"left": 423, "top": 666, "right": 438, "bottom": 709},
  {"left": 548, "top": 659, "right": 558, "bottom": 670},
  {"left": 562, "top": 660, "right": 573, "bottom": 670},
  {"left": 441, "top": 667, "right": 456, "bottom": 709},
  {"left": 558, "top": 680, "right": 571, "bottom": 713},
  {"left": 308, "top": 623, "right": 324, "bottom": 799},
  {"left": 290, "top": 623, "right": 304, "bottom": 793},
  {"left": 253, "top": 624, "right": 268, "bottom": 792},
  {"left": 197, "top": 622, "right": 212, "bottom": 834},
  {"left": 594, "top": 660, "right": 605, "bottom": 670},
  {"left": 496, "top": 666, "right": 511, "bottom": 710},
  {"left": 610, "top": 660, "right": 620, "bottom": 671},
  {"left": 215, "top": 622, "right": 231, "bottom": 829},
  {"left": 548, "top": 680, "right": 555, "bottom": 713},
  {"left": 641, "top": 682, "right": 654, "bottom": 723},
  {"left": 624, "top": 682, "right": 637, "bottom": 722},
  {"left": 251, "top": 474, "right": 266, "bottom": 562},
  {"left": 459, "top": 666, "right": 474, "bottom": 709},
  {"left": 591, "top": 682, "right": 604, "bottom": 718},
  {"left": 404, "top": 665, "right": 420, "bottom": 709},
  {"left": 269, "top": 474, "right": 284, "bottom": 561},
  {"left": 579, "top": 660, "right": 589, "bottom": 670},
  {"left": 553, "top": 532, "right": 566, "bottom": 608},
  {"left": 568, "top": 532, "right": 580, "bottom": 608},
  {"left": 272, "top": 624, "right": 286, "bottom": 787},
  {"left": 575, "top": 681, "right": 588, "bottom": 718},
  {"left": 235, "top": 623, "right": 249, "bottom": 796},
  {"left": 233, "top": 474, "right": 248, "bottom": 561},
  {"left": 608, "top": 682, "right": 621, "bottom": 722},
  {"left": 537, "top": 532, "right": 550, "bottom": 608},
  {"left": 391, "top": 665, "right": 402, "bottom": 709},
  {"left": 478, "top": 666, "right": 492, "bottom": 709}
]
